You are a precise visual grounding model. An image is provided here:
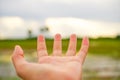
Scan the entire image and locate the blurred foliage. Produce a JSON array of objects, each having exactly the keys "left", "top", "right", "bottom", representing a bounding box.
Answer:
[
  {"left": 0, "top": 38, "right": 120, "bottom": 80},
  {"left": 0, "top": 38, "right": 120, "bottom": 58},
  {"left": 0, "top": 77, "right": 19, "bottom": 80}
]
